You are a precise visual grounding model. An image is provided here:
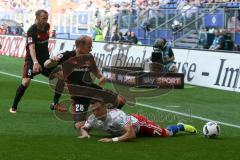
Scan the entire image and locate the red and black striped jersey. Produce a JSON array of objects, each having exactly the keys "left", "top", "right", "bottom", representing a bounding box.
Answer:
[{"left": 25, "top": 23, "right": 50, "bottom": 64}]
